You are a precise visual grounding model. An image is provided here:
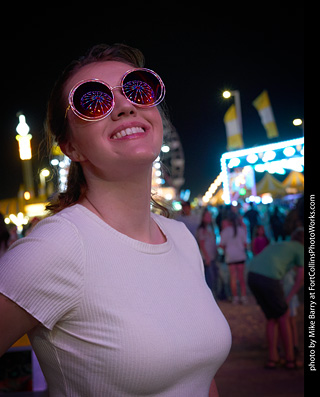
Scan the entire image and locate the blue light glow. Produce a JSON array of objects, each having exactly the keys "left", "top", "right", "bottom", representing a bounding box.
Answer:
[{"left": 220, "top": 137, "right": 304, "bottom": 204}]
